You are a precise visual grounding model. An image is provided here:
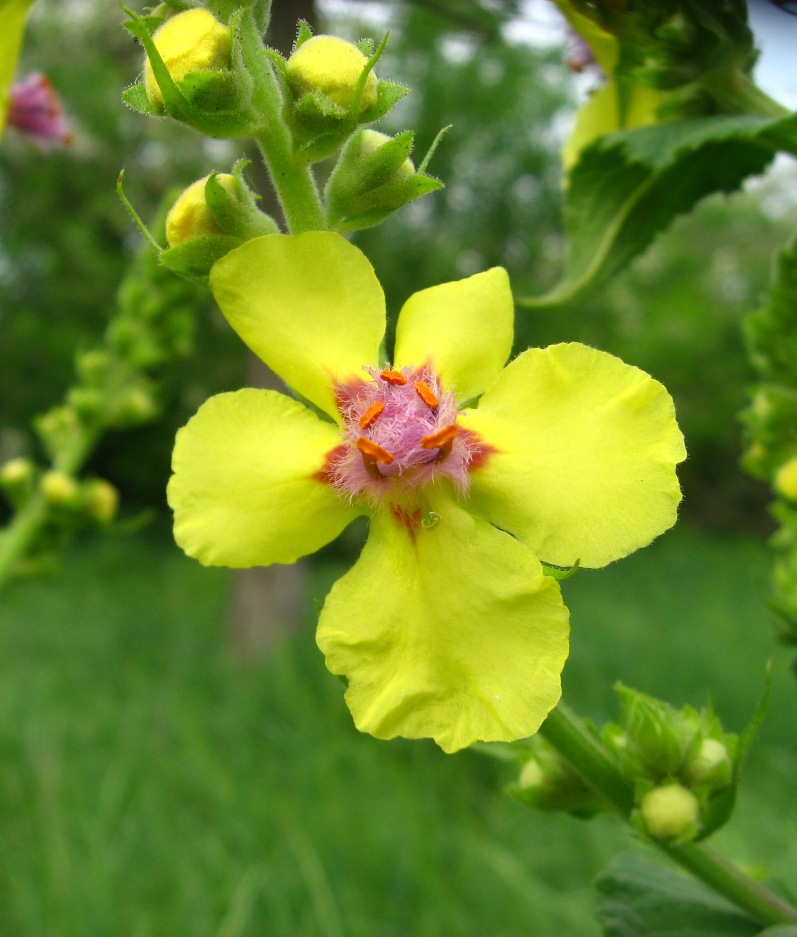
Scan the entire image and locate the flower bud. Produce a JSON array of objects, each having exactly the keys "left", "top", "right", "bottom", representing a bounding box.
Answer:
[
  {"left": 0, "top": 457, "right": 36, "bottom": 502},
  {"left": 84, "top": 479, "right": 119, "bottom": 524},
  {"left": 775, "top": 457, "right": 797, "bottom": 501},
  {"left": 286, "top": 35, "right": 378, "bottom": 114},
  {"left": 165, "top": 174, "right": 238, "bottom": 247},
  {"left": 144, "top": 8, "right": 231, "bottom": 111},
  {"left": 683, "top": 738, "right": 733, "bottom": 790},
  {"left": 639, "top": 783, "right": 700, "bottom": 841},
  {"left": 325, "top": 129, "right": 442, "bottom": 232},
  {"left": 41, "top": 471, "right": 80, "bottom": 508}
]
